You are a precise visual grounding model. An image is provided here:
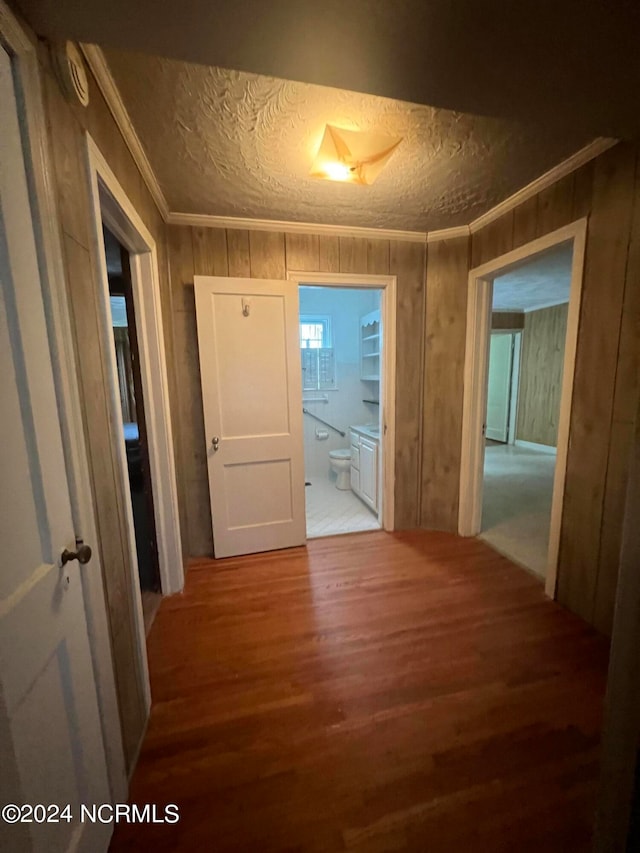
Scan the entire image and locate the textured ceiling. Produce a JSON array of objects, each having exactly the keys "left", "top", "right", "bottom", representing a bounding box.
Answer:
[
  {"left": 102, "top": 49, "right": 593, "bottom": 231},
  {"left": 493, "top": 243, "right": 572, "bottom": 312}
]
